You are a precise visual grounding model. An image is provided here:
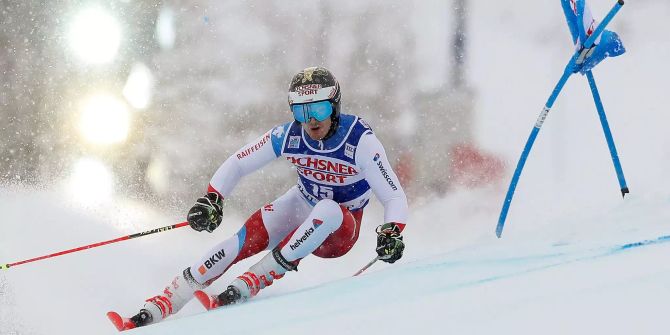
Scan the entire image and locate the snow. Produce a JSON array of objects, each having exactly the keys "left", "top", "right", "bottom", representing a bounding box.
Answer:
[
  {"left": 1, "top": 186, "right": 669, "bottom": 335},
  {"left": 2, "top": 0, "right": 670, "bottom": 334}
]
